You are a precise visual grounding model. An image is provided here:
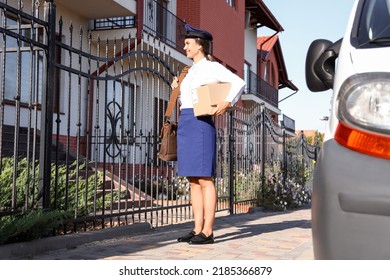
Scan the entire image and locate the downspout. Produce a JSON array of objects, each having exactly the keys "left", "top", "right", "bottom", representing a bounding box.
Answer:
[
  {"left": 136, "top": 0, "right": 144, "bottom": 42},
  {"left": 279, "top": 89, "right": 298, "bottom": 103}
]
